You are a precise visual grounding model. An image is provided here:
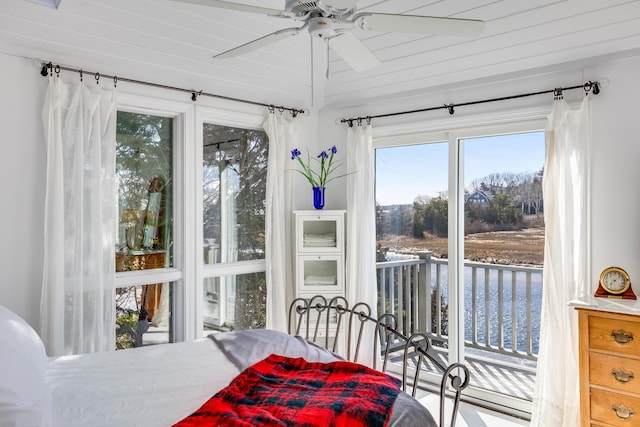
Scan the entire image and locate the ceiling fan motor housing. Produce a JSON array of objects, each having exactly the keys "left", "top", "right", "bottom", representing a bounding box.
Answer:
[{"left": 285, "top": 0, "right": 357, "bottom": 17}]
